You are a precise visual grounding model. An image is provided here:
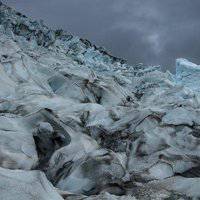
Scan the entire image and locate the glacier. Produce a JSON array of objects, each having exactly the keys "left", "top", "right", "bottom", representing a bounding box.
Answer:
[
  {"left": 0, "top": 2, "right": 200, "bottom": 200},
  {"left": 176, "top": 58, "right": 200, "bottom": 92}
]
